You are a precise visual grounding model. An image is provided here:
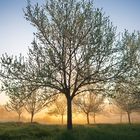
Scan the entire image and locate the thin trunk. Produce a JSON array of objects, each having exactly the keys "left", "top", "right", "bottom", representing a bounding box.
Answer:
[
  {"left": 61, "top": 114, "right": 64, "bottom": 125},
  {"left": 67, "top": 98, "right": 72, "bottom": 129},
  {"left": 127, "top": 112, "right": 131, "bottom": 124},
  {"left": 31, "top": 112, "right": 34, "bottom": 123},
  {"left": 18, "top": 113, "right": 21, "bottom": 122},
  {"left": 120, "top": 111, "right": 123, "bottom": 123},
  {"left": 93, "top": 112, "right": 96, "bottom": 124},
  {"left": 87, "top": 113, "right": 90, "bottom": 124}
]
